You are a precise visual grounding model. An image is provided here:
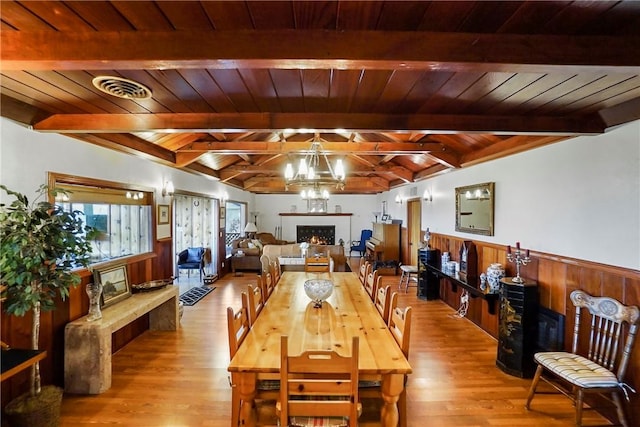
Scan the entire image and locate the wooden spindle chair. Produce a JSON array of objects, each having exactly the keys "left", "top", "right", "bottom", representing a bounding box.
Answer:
[{"left": 525, "top": 290, "right": 639, "bottom": 427}]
